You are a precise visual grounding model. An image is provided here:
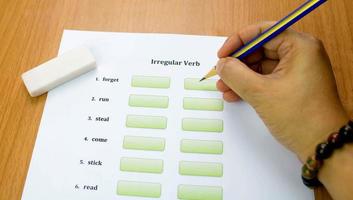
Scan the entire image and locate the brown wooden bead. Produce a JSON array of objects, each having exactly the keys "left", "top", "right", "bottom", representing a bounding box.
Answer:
[
  {"left": 306, "top": 155, "right": 322, "bottom": 171},
  {"left": 302, "top": 164, "right": 317, "bottom": 179}
]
